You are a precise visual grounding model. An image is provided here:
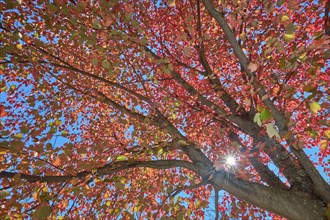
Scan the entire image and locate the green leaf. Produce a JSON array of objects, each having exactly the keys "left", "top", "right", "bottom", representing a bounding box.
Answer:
[
  {"left": 61, "top": 131, "right": 68, "bottom": 137},
  {"left": 91, "top": 58, "right": 98, "bottom": 65},
  {"left": 177, "top": 140, "right": 189, "bottom": 145},
  {"left": 283, "top": 34, "right": 294, "bottom": 41},
  {"left": 266, "top": 123, "right": 280, "bottom": 139},
  {"left": 260, "top": 109, "right": 272, "bottom": 121},
  {"left": 20, "top": 127, "right": 29, "bottom": 134},
  {"left": 286, "top": 23, "right": 296, "bottom": 35},
  {"left": 279, "top": 56, "right": 286, "bottom": 68},
  {"left": 177, "top": 211, "right": 183, "bottom": 219},
  {"left": 33, "top": 206, "right": 51, "bottom": 219},
  {"left": 102, "top": 59, "right": 110, "bottom": 69},
  {"left": 183, "top": 47, "right": 191, "bottom": 57},
  {"left": 303, "top": 84, "right": 316, "bottom": 93},
  {"left": 116, "top": 155, "right": 128, "bottom": 161},
  {"left": 253, "top": 113, "right": 262, "bottom": 127},
  {"left": 158, "top": 148, "right": 164, "bottom": 155},
  {"left": 0, "top": 190, "right": 10, "bottom": 199},
  {"left": 93, "top": 20, "right": 102, "bottom": 29},
  {"left": 14, "top": 133, "right": 23, "bottom": 139},
  {"left": 309, "top": 102, "right": 321, "bottom": 114}
]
